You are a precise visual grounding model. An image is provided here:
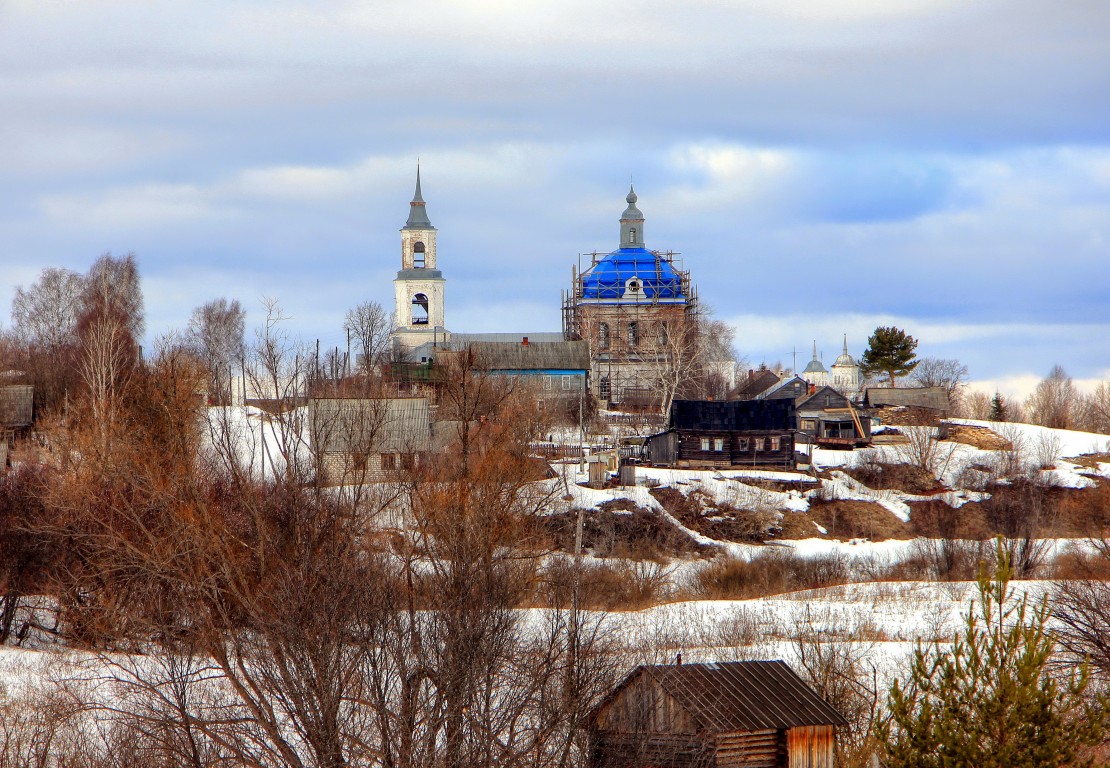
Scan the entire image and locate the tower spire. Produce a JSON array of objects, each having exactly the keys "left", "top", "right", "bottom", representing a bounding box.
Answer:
[{"left": 405, "top": 163, "right": 433, "bottom": 229}]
